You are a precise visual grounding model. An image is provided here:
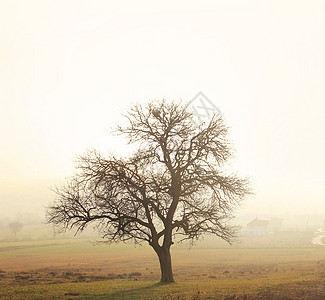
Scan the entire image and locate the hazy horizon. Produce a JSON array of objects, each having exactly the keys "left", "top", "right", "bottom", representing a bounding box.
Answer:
[{"left": 1, "top": 1, "right": 325, "bottom": 219}]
